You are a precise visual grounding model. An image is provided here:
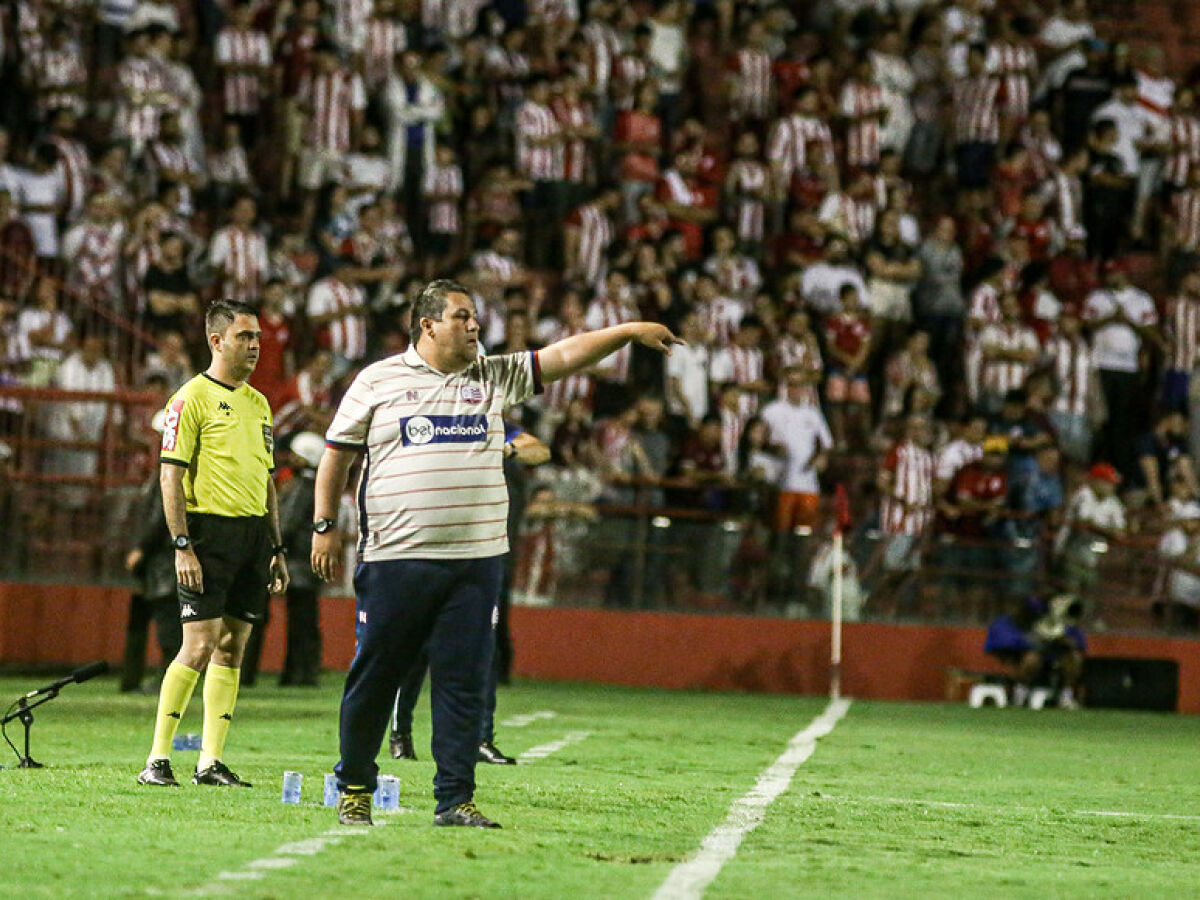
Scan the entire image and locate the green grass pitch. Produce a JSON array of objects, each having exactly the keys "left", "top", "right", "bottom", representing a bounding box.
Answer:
[{"left": 1, "top": 675, "right": 1199, "bottom": 899}]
